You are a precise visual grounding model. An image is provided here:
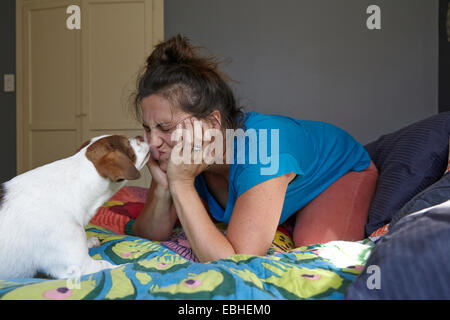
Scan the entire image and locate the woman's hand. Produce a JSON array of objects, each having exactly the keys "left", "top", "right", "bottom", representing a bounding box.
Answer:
[
  {"left": 146, "top": 146, "right": 169, "bottom": 189},
  {"left": 167, "top": 117, "right": 211, "bottom": 186}
]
